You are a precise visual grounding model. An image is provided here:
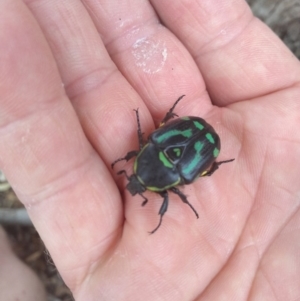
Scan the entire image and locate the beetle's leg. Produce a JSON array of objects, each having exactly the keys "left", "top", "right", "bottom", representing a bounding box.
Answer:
[
  {"left": 111, "top": 151, "right": 139, "bottom": 169},
  {"left": 160, "top": 95, "right": 185, "bottom": 126},
  {"left": 112, "top": 108, "right": 144, "bottom": 169},
  {"left": 202, "top": 158, "right": 235, "bottom": 177},
  {"left": 170, "top": 187, "right": 199, "bottom": 219},
  {"left": 149, "top": 191, "right": 169, "bottom": 234},
  {"left": 117, "top": 169, "right": 130, "bottom": 178},
  {"left": 133, "top": 109, "right": 144, "bottom": 150},
  {"left": 139, "top": 193, "right": 148, "bottom": 206}
]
